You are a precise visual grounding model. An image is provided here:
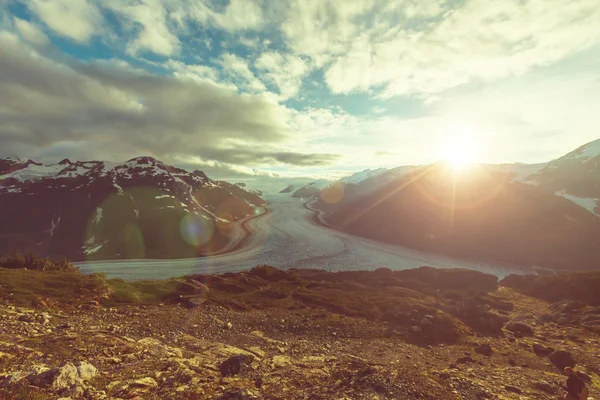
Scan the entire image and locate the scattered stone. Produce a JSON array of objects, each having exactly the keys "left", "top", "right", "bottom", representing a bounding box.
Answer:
[{"left": 226, "top": 321, "right": 233, "bottom": 330}]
